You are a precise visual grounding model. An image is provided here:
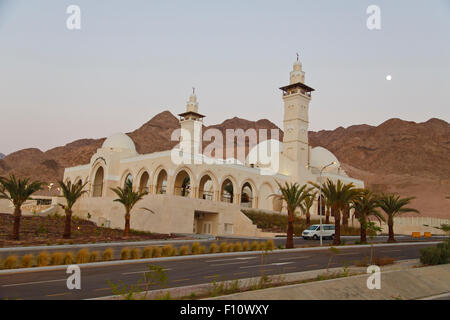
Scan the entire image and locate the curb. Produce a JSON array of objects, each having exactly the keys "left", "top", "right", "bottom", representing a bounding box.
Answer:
[
  {"left": 0, "top": 237, "right": 216, "bottom": 253},
  {"left": 0, "top": 241, "right": 440, "bottom": 275}
]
